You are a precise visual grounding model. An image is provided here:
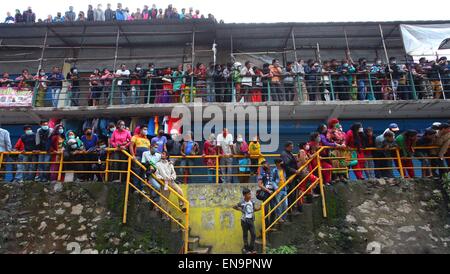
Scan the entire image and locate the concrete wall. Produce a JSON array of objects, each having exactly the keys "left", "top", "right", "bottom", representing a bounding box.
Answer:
[{"left": 170, "top": 183, "right": 262, "bottom": 254}]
